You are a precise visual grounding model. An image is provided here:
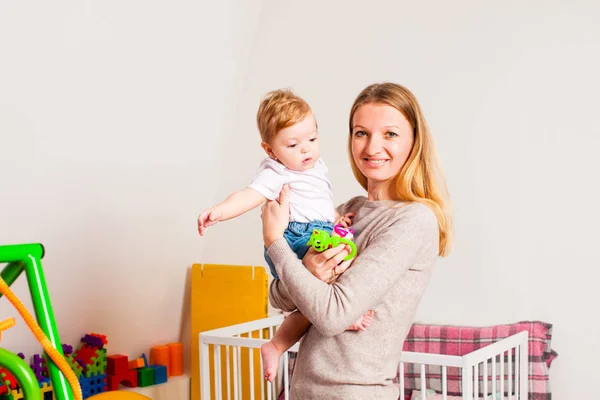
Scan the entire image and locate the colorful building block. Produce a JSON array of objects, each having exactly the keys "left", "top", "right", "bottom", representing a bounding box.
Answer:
[
  {"left": 107, "top": 355, "right": 129, "bottom": 376},
  {"left": 136, "top": 368, "right": 155, "bottom": 387},
  {"left": 30, "top": 354, "right": 49, "bottom": 382},
  {"left": 106, "top": 370, "right": 137, "bottom": 391},
  {"left": 168, "top": 342, "right": 184, "bottom": 376},
  {"left": 85, "top": 349, "right": 107, "bottom": 378},
  {"left": 75, "top": 344, "right": 98, "bottom": 367},
  {"left": 149, "top": 364, "right": 168, "bottom": 385},
  {"left": 39, "top": 381, "right": 53, "bottom": 400},
  {"left": 0, "top": 368, "right": 18, "bottom": 389},
  {"left": 81, "top": 334, "right": 106, "bottom": 349},
  {"left": 66, "top": 354, "right": 83, "bottom": 379},
  {"left": 141, "top": 353, "right": 148, "bottom": 367},
  {"left": 80, "top": 373, "right": 106, "bottom": 398},
  {"left": 9, "top": 388, "right": 23, "bottom": 400},
  {"left": 150, "top": 345, "right": 170, "bottom": 376},
  {"left": 62, "top": 344, "right": 74, "bottom": 355},
  {"left": 128, "top": 358, "right": 144, "bottom": 370},
  {"left": 90, "top": 333, "right": 108, "bottom": 346}
]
